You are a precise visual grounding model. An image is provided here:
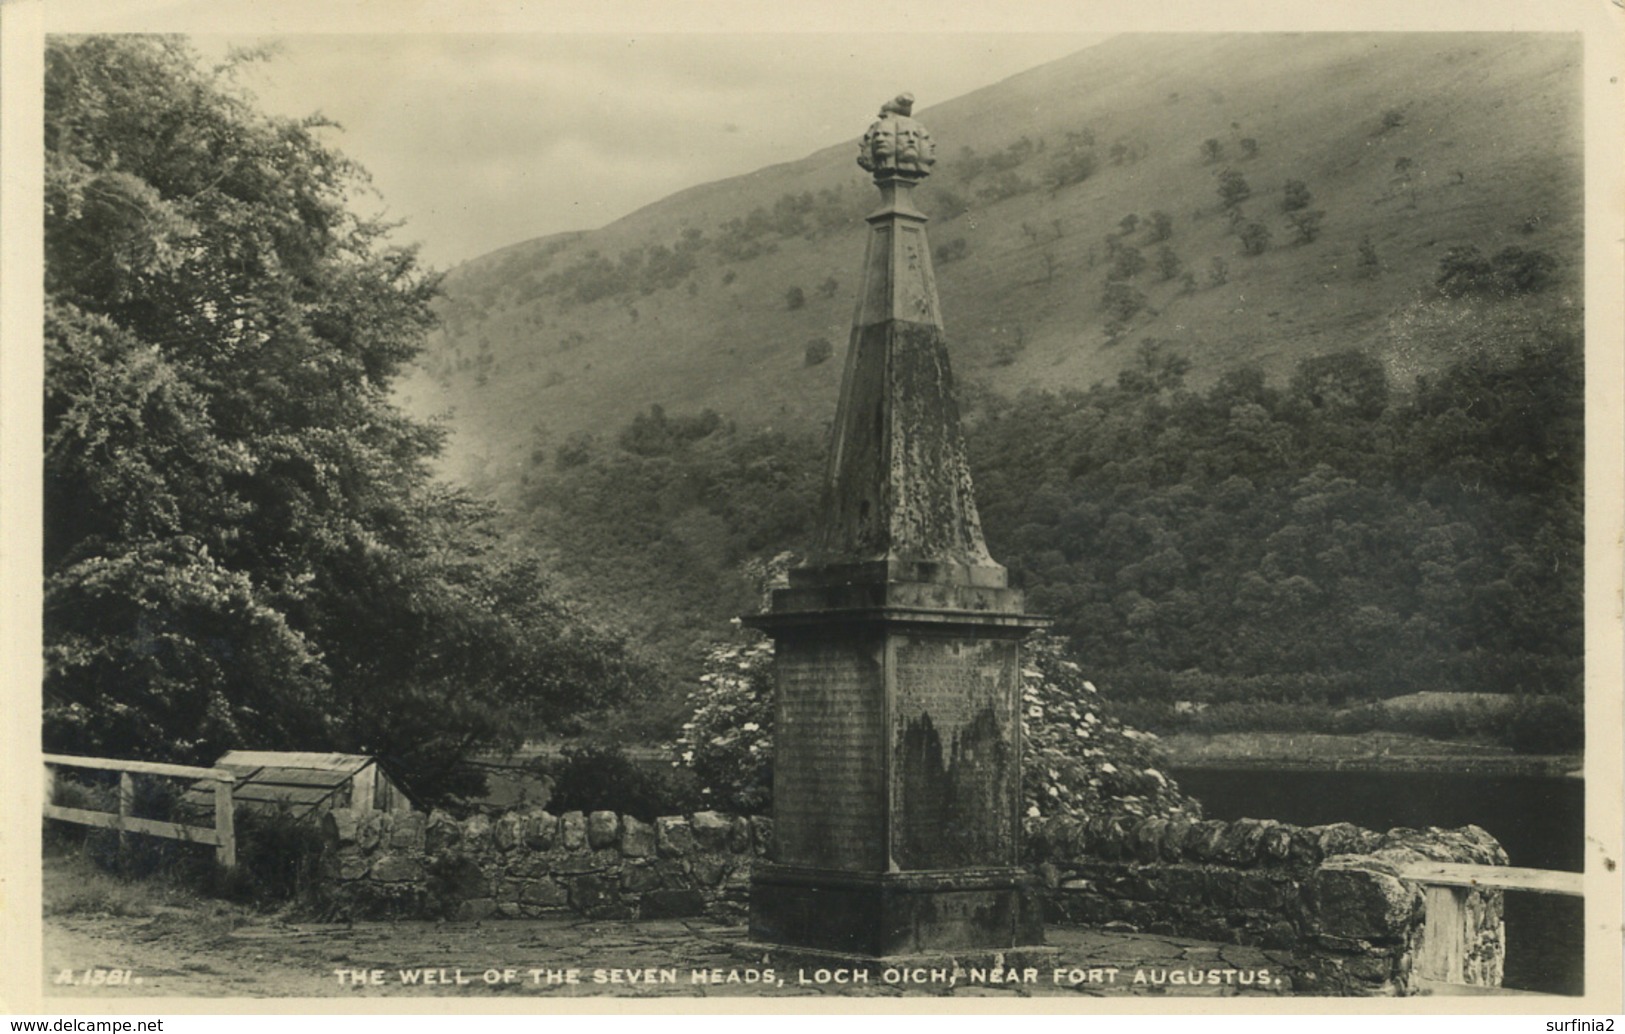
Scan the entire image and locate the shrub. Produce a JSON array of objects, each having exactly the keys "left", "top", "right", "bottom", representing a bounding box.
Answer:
[
  {"left": 1208, "top": 256, "right": 1229, "bottom": 286},
  {"left": 1107, "top": 245, "right": 1146, "bottom": 282},
  {"left": 1436, "top": 245, "right": 1558, "bottom": 297},
  {"left": 1201, "top": 138, "right": 1223, "bottom": 163},
  {"left": 1239, "top": 221, "right": 1272, "bottom": 255},
  {"left": 1155, "top": 245, "right": 1183, "bottom": 281},
  {"left": 803, "top": 338, "right": 834, "bottom": 367},
  {"left": 1147, "top": 210, "right": 1174, "bottom": 243},
  {"left": 672, "top": 639, "right": 775, "bottom": 814},
  {"left": 1381, "top": 108, "right": 1407, "bottom": 131},
  {"left": 935, "top": 237, "right": 969, "bottom": 265},
  {"left": 218, "top": 805, "right": 326, "bottom": 905},
  {"left": 1048, "top": 149, "right": 1097, "bottom": 190},
  {"left": 1102, "top": 281, "right": 1148, "bottom": 322},
  {"left": 1282, "top": 179, "right": 1312, "bottom": 213},
  {"left": 785, "top": 286, "right": 806, "bottom": 311},
  {"left": 1287, "top": 209, "right": 1325, "bottom": 244},
  {"left": 1240, "top": 137, "right": 1259, "bottom": 159},
  {"left": 540, "top": 743, "right": 704, "bottom": 821},
  {"left": 1501, "top": 696, "right": 1583, "bottom": 754},
  {"left": 1356, "top": 236, "right": 1381, "bottom": 277},
  {"left": 671, "top": 632, "right": 1200, "bottom": 825},
  {"left": 1217, "top": 168, "right": 1251, "bottom": 209}
]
